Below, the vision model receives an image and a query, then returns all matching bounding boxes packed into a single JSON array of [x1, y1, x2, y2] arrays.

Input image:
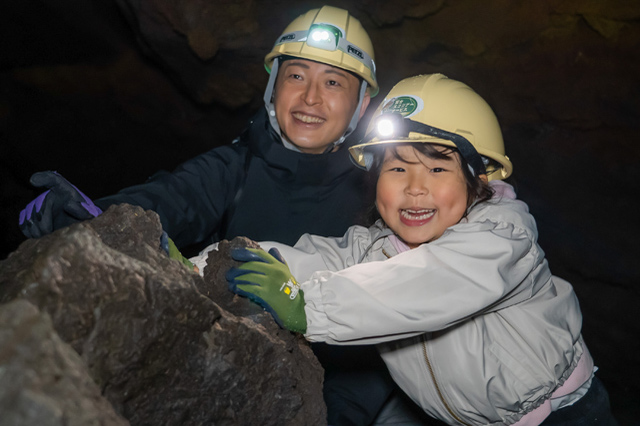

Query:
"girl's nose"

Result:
[[406, 174, 428, 196]]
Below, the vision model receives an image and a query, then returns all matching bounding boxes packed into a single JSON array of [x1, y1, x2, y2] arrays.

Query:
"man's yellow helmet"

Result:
[[350, 74, 513, 180], [263, 6, 378, 147], [264, 6, 378, 96]]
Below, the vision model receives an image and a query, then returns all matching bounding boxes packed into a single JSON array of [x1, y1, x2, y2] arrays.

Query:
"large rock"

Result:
[[0, 204, 325, 425]]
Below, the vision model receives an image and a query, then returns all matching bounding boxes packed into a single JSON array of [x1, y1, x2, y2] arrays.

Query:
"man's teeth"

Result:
[[401, 209, 435, 220], [293, 113, 325, 123]]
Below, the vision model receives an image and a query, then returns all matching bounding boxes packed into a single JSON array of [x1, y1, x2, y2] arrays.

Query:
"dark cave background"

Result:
[[1, 0, 639, 423]]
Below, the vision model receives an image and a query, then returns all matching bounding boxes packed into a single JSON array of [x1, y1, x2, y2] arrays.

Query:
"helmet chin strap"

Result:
[[340, 80, 368, 144], [263, 57, 368, 153], [264, 58, 282, 136]]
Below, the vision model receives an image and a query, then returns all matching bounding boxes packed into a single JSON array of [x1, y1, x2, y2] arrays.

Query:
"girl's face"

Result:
[[376, 145, 469, 248]]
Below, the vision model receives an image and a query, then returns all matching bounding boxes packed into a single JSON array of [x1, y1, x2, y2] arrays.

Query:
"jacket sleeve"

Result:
[[94, 145, 247, 248], [260, 225, 376, 282], [302, 215, 544, 345]]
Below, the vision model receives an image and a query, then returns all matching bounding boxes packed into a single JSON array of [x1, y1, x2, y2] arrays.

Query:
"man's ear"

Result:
[[358, 91, 371, 120], [479, 174, 489, 184]]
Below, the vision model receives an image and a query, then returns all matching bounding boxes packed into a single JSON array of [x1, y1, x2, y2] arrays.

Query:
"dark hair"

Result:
[[364, 142, 494, 225]]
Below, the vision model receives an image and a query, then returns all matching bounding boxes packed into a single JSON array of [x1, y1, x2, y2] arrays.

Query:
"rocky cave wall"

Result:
[[1, 0, 639, 423]]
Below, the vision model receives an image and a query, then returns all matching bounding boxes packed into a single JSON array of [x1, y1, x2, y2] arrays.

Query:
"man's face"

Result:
[[273, 59, 369, 154]]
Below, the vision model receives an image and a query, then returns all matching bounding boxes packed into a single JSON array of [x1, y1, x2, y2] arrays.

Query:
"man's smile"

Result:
[[292, 112, 326, 124]]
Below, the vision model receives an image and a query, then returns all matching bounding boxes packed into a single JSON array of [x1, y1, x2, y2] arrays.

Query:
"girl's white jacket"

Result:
[[261, 195, 587, 425]]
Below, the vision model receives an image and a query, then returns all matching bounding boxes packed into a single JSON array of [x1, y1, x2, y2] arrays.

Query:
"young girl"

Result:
[[223, 74, 616, 425]]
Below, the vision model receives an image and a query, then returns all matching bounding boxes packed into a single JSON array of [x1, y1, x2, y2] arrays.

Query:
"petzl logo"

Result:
[[279, 34, 295, 43], [381, 96, 422, 117], [347, 45, 364, 59]]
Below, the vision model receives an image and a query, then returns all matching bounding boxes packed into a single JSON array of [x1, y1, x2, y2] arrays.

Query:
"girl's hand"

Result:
[[226, 247, 307, 334]]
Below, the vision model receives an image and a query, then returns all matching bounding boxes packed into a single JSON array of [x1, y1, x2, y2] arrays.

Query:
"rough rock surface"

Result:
[[200, 237, 281, 325], [0, 299, 129, 426], [0, 204, 325, 426]]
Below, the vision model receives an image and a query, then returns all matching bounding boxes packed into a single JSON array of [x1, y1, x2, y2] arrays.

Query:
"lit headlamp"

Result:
[[369, 113, 410, 139], [272, 24, 375, 76], [361, 113, 487, 177], [307, 24, 342, 50]]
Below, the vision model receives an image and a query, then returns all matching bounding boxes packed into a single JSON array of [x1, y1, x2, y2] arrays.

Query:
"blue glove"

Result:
[[19, 171, 103, 239], [226, 247, 307, 334]]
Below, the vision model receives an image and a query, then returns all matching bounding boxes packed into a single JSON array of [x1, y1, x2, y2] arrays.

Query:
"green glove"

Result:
[[161, 231, 198, 273], [226, 247, 307, 334]]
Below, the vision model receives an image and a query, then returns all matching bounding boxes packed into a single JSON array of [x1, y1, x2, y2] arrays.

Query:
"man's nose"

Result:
[[302, 82, 321, 105]]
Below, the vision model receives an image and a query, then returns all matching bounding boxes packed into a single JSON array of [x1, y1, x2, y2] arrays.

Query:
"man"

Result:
[[20, 6, 375, 250], [19, 6, 396, 425]]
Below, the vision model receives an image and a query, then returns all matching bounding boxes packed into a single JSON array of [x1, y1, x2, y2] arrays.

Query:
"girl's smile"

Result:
[[376, 145, 469, 248], [399, 208, 435, 226]]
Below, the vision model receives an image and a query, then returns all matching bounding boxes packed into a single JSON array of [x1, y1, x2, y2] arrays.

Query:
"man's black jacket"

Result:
[[95, 108, 373, 248]]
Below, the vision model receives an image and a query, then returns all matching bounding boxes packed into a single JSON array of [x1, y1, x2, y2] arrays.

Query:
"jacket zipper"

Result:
[[421, 336, 471, 426]]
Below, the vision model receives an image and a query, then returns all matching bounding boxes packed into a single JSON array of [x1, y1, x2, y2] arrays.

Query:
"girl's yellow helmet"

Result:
[[350, 74, 513, 180]]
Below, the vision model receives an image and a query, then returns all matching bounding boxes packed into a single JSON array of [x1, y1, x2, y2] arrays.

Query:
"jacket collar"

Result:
[[242, 108, 363, 185]]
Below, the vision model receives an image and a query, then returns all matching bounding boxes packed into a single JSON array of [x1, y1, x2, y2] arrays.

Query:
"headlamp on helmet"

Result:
[[376, 115, 397, 138], [307, 24, 342, 50], [272, 24, 375, 80], [350, 74, 513, 180], [359, 112, 487, 177]]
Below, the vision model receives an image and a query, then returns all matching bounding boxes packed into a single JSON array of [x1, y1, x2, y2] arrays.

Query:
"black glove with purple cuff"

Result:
[[19, 171, 103, 239]]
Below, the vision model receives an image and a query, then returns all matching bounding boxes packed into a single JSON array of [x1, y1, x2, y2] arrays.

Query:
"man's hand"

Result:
[[160, 231, 199, 273], [19, 171, 103, 238], [226, 247, 307, 334]]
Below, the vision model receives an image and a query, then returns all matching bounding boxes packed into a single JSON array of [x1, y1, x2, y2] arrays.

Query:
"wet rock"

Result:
[[0, 204, 325, 425]]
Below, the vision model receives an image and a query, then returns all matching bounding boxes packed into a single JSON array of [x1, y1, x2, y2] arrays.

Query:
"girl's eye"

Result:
[[391, 167, 405, 172], [430, 167, 446, 173]]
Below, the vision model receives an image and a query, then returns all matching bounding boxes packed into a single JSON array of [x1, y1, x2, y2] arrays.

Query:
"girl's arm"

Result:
[[302, 214, 543, 345], [260, 224, 378, 282]]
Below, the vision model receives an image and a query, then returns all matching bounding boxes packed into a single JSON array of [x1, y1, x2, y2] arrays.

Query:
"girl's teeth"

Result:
[[401, 209, 435, 220]]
